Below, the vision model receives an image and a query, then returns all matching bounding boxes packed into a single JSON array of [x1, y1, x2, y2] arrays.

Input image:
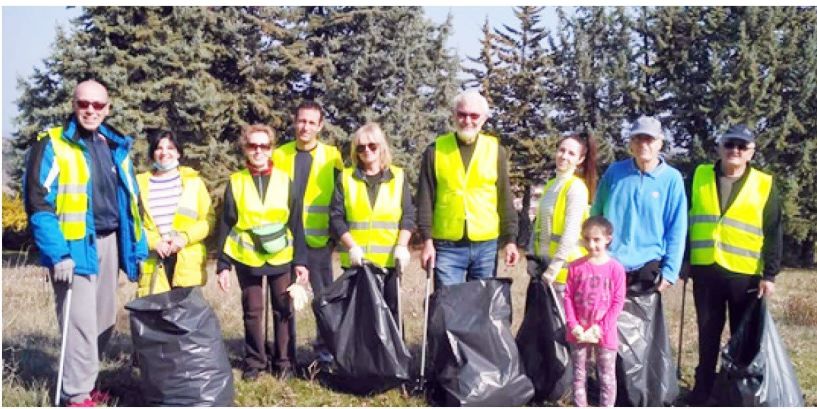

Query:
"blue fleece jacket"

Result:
[[590, 157, 688, 283]]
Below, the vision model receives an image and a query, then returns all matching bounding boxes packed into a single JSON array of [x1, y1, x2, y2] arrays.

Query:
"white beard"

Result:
[[456, 129, 479, 144]]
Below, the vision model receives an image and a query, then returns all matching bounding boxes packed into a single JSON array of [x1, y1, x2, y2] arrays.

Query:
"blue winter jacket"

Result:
[[23, 115, 148, 281]]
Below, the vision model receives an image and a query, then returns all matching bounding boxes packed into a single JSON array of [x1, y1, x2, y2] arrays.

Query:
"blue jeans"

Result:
[[434, 239, 498, 288]]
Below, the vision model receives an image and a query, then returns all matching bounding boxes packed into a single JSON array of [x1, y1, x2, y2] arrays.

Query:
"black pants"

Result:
[[381, 267, 400, 324], [691, 264, 760, 396], [305, 244, 335, 350], [236, 265, 294, 371]]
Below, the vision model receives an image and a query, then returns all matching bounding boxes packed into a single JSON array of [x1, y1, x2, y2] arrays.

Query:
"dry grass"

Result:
[[3, 251, 815, 406]]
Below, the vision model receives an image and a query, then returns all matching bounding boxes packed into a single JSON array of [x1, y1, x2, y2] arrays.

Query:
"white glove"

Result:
[[287, 283, 310, 311], [579, 324, 602, 344], [571, 325, 585, 340], [53, 258, 75, 283], [349, 245, 365, 266], [393, 245, 410, 270]]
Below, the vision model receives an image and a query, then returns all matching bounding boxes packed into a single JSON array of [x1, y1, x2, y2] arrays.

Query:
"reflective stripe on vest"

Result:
[[339, 166, 404, 268], [40, 127, 90, 240], [273, 141, 340, 247], [223, 168, 294, 266], [532, 175, 589, 283], [432, 132, 499, 241], [689, 164, 771, 275]]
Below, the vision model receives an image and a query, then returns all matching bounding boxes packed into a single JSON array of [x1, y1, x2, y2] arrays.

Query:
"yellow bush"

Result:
[[2, 192, 28, 232]]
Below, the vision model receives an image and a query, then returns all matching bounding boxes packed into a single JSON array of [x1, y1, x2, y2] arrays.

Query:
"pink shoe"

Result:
[[89, 389, 111, 405], [66, 398, 95, 407]]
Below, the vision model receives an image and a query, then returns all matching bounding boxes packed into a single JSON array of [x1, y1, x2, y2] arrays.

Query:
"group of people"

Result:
[[24, 79, 781, 407]]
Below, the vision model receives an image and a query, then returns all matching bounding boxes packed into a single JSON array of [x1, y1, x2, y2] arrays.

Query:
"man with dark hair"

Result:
[[24, 79, 147, 406], [272, 101, 343, 365]]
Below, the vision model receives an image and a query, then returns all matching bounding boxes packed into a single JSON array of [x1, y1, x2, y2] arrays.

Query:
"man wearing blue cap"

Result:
[[684, 124, 782, 405], [591, 115, 686, 405]]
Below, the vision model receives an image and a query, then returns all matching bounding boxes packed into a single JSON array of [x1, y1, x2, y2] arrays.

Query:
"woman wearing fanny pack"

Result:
[[529, 132, 598, 302], [136, 130, 215, 297], [329, 123, 415, 321], [215, 124, 309, 381]]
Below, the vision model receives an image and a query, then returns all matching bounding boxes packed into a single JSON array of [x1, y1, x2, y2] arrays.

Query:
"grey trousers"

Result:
[[52, 232, 118, 404]]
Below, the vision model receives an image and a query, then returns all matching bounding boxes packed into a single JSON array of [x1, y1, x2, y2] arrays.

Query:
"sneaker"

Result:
[[317, 350, 334, 364], [242, 368, 261, 381], [89, 390, 111, 405], [66, 398, 96, 407]]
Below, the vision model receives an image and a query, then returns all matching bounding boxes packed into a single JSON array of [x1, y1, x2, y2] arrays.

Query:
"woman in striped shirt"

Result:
[[136, 130, 215, 297]]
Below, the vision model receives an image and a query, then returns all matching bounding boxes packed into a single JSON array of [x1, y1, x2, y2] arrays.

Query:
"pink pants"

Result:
[[571, 344, 617, 407]]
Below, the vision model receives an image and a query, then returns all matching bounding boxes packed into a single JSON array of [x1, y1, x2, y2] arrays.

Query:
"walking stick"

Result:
[[395, 260, 404, 338], [54, 282, 73, 406], [676, 278, 688, 380], [418, 259, 433, 392]]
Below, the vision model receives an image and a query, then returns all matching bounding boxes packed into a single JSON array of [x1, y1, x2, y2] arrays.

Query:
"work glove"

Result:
[[286, 283, 310, 312], [571, 325, 585, 340], [349, 245, 365, 266], [393, 245, 410, 271], [580, 324, 602, 344], [543, 265, 559, 285], [53, 258, 75, 283]]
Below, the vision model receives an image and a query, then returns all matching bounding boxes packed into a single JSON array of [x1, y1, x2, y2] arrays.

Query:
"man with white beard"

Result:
[[416, 90, 519, 288]]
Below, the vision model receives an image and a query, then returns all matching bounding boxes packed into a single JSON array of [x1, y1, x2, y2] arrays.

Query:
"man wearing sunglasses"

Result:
[[684, 124, 782, 405], [272, 101, 343, 367], [417, 90, 519, 288], [23, 79, 147, 406]]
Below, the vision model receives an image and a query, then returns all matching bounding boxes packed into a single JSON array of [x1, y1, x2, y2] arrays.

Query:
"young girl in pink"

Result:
[[563, 216, 626, 407]]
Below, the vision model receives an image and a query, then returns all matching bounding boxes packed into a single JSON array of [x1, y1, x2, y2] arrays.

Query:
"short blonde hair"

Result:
[[240, 124, 276, 149], [350, 123, 392, 170]]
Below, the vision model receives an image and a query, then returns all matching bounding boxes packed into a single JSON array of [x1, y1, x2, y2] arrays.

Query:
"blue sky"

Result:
[[1, 6, 560, 138]]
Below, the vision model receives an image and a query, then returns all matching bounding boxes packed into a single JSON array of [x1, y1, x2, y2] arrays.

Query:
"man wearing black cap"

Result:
[[684, 124, 782, 405]]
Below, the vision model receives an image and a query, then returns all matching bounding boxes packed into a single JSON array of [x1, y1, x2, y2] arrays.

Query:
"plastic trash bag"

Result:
[[126, 287, 234, 406], [427, 278, 534, 406], [615, 291, 679, 406], [312, 263, 411, 395], [516, 255, 572, 403], [715, 298, 804, 407]]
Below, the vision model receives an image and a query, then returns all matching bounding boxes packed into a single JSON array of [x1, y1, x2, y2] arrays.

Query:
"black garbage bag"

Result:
[[715, 298, 804, 407], [515, 255, 572, 403], [312, 263, 411, 395], [126, 287, 234, 406], [615, 292, 679, 406], [427, 278, 534, 406]]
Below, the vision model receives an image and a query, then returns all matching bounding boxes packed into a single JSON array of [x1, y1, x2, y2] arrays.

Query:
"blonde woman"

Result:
[[329, 123, 415, 320], [215, 124, 308, 381], [137, 130, 214, 297]]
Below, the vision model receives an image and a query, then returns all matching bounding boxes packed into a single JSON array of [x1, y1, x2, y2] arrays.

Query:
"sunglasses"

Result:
[[723, 140, 751, 151], [75, 100, 108, 110], [356, 143, 379, 153], [245, 142, 271, 151], [456, 111, 481, 121]]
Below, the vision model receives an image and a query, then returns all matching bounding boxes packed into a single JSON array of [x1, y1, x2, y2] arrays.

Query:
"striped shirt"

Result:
[[148, 172, 183, 238]]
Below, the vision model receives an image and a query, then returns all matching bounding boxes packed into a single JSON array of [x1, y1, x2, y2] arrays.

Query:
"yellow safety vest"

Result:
[[689, 164, 772, 275], [339, 166, 404, 268], [38, 127, 90, 240], [136, 167, 214, 296], [432, 132, 500, 241], [533, 175, 589, 284], [223, 168, 294, 267], [273, 141, 342, 248]]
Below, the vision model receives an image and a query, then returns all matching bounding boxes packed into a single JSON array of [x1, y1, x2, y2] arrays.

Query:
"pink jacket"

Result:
[[563, 256, 626, 350]]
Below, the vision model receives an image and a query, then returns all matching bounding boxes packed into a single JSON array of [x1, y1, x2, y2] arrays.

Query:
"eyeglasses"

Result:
[[356, 143, 379, 153], [245, 143, 271, 151], [723, 140, 751, 151], [75, 100, 108, 110], [456, 111, 481, 121]]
